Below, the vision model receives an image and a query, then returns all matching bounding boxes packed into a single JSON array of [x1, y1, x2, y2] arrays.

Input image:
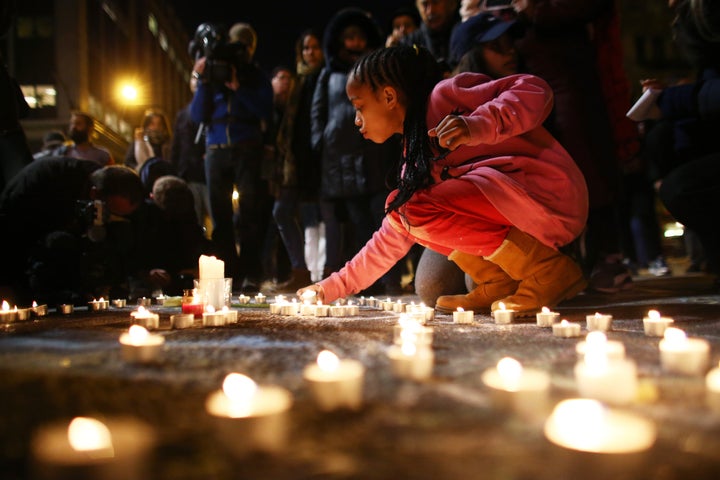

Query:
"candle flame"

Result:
[[647, 309, 661, 320], [560, 319, 569, 326], [498, 302, 507, 311], [541, 306, 550, 313], [401, 341, 417, 356], [67, 417, 114, 457], [32, 301, 38, 308], [222, 373, 257, 405], [301, 290, 317, 300], [586, 331, 607, 346], [457, 307, 465, 313], [663, 327, 687, 344], [317, 350, 340, 372], [497, 357, 523, 391], [1, 300, 9, 311], [206, 305, 216, 313], [550, 399, 606, 451], [128, 324, 149, 342]]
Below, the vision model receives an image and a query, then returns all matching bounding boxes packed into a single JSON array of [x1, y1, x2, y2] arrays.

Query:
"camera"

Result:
[[75, 199, 108, 242], [188, 22, 250, 85]]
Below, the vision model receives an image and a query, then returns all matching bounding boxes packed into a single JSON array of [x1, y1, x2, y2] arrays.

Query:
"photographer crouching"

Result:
[[0, 158, 145, 305], [189, 22, 273, 291]]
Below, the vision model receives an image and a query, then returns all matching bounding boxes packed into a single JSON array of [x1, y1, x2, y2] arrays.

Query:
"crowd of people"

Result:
[[1, 0, 718, 312]]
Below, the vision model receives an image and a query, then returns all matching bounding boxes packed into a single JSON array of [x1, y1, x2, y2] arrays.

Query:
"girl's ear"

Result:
[[383, 86, 399, 109]]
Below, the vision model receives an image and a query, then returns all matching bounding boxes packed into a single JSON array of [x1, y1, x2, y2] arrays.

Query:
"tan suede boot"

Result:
[[435, 250, 519, 313], [484, 228, 587, 317]]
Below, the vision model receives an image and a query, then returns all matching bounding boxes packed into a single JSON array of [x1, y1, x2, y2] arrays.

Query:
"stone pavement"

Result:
[[2, 273, 720, 479]]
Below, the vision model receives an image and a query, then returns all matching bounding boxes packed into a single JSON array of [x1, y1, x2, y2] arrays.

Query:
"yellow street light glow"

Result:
[[121, 84, 138, 101]]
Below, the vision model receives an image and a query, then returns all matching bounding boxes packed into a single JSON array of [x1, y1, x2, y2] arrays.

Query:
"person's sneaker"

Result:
[[648, 257, 671, 277]]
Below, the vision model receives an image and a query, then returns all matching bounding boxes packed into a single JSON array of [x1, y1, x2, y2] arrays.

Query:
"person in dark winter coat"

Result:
[[311, 7, 403, 294]]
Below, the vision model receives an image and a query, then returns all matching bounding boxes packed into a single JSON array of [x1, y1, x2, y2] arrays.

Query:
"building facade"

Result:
[[5, 0, 193, 160]]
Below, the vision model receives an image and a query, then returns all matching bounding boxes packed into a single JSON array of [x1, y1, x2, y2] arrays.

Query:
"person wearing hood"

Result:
[[311, 7, 403, 295]]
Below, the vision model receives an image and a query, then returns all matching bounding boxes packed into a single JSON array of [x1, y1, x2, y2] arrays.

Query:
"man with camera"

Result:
[[0, 157, 146, 305], [189, 22, 273, 291]]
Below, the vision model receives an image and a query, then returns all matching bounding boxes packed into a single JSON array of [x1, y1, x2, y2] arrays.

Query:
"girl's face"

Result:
[[481, 33, 518, 78], [302, 34, 323, 69], [346, 74, 405, 144]]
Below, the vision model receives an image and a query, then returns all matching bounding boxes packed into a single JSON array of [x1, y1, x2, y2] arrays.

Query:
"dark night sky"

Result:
[[170, 1, 414, 73]]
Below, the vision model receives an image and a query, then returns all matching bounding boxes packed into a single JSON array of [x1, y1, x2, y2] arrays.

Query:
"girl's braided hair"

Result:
[[350, 45, 444, 214]]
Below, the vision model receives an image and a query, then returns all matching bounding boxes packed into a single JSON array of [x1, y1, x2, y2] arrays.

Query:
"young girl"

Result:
[[298, 45, 588, 316]]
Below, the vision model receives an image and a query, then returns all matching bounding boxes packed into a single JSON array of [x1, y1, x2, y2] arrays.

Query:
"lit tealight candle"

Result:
[[130, 306, 159, 330], [552, 319, 581, 338], [170, 313, 194, 329], [575, 331, 626, 361], [205, 373, 293, 454], [88, 297, 109, 312], [32, 300, 48, 317], [574, 334, 638, 405], [31, 416, 154, 478], [237, 294, 250, 304], [586, 312, 613, 332], [329, 302, 348, 317], [381, 298, 395, 312], [0, 300, 18, 323], [643, 309, 674, 337], [345, 300, 359, 316], [301, 290, 317, 302], [453, 307, 474, 324], [302, 350, 365, 411], [111, 298, 127, 308], [481, 357, 551, 420], [536, 306, 560, 327], [221, 306, 238, 324], [387, 341, 434, 381], [658, 327, 710, 376], [58, 304, 74, 315], [393, 315, 433, 347], [493, 302, 515, 325], [705, 361, 720, 413], [119, 325, 164, 363], [544, 399, 656, 454], [202, 305, 226, 327], [313, 301, 329, 317], [392, 299, 406, 313], [254, 293, 266, 305]]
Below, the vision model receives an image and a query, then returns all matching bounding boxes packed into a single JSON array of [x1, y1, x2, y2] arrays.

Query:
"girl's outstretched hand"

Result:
[[428, 115, 470, 151], [297, 284, 325, 304]]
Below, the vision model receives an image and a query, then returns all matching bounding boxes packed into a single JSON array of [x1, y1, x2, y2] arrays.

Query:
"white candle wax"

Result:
[[0, 300, 18, 323], [544, 399, 656, 454], [705, 362, 720, 413], [536, 306, 560, 327], [387, 342, 434, 381], [493, 302, 515, 324], [199, 254, 224, 279], [329, 303, 348, 317], [31, 416, 154, 479], [345, 302, 359, 316], [32, 301, 49, 317], [205, 373, 292, 454], [643, 309, 674, 337], [453, 307, 474, 324], [393, 317, 433, 347], [237, 294, 250, 304], [574, 346, 638, 405], [407, 303, 435, 323], [313, 303, 329, 317], [279, 300, 300, 316], [170, 313, 194, 329], [119, 325, 164, 363], [111, 298, 127, 308], [392, 300, 406, 313], [129, 306, 159, 330], [58, 304, 74, 315], [254, 293, 266, 305], [659, 327, 710, 375], [16, 307, 31, 321], [221, 306, 238, 324], [481, 357, 551, 419], [202, 307, 226, 327], [302, 350, 365, 411], [381, 298, 395, 311], [88, 298, 109, 312], [586, 312, 613, 332], [553, 319, 581, 338]]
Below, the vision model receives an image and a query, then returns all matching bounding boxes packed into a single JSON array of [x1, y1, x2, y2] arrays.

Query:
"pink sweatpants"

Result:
[[387, 177, 511, 257]]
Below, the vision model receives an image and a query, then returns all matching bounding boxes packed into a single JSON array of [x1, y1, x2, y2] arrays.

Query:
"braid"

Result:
[[351, 45, 443, 215]]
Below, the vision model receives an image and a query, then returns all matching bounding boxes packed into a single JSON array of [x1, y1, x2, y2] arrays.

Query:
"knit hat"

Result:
[[449, 12, 519, 66], [41, 130, 66, 150]]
